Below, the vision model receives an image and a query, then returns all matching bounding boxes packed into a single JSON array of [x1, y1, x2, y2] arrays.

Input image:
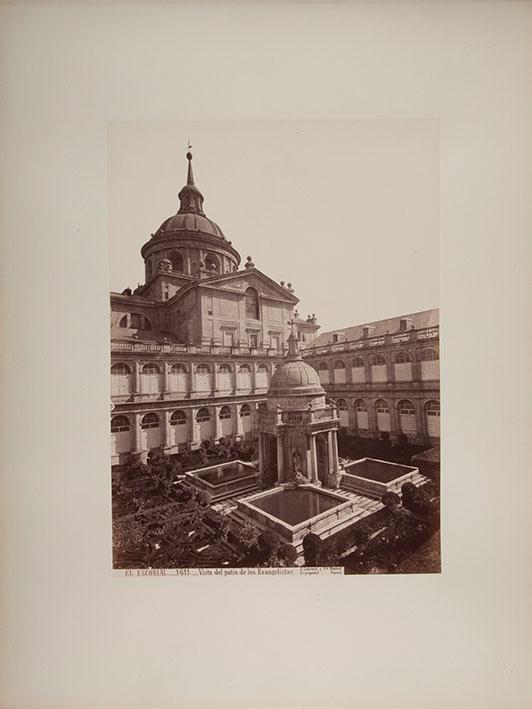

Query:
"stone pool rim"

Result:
[[184, 459, 258, 490], [237, 484, 355, 542]]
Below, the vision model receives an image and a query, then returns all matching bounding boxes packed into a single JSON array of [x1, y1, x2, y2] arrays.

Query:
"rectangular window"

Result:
[[249, 334, 258, 349], [271, 335, 280, 350]]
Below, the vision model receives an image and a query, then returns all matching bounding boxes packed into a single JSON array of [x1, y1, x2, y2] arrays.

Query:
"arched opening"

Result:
[[111, 362, 131, 396], [351, 356, 365, 383], [168, 363, 187, 393], [375, 399, 391, 432], [111, 415, 131, 455], [205, 253, 221, 273], [118, 315, 128, 328], [245, 287, 260, 320], [170, 410, 187, 447], [219, 405, 233, 437], [354, 399, 368, 430], [170, 251, 184, 273], [420, 348, 440, 381], [237, 363, 252, 390], [336, 398, 349, 427], [333, 360, 346, 384], [394, 350, 412, 381], [140, 413, 160, 450], [256, 364, 269, 389], [140, 363, 160, 394], [240, 403, 252, 435], [196, 407, 212, 441], [217, 363, 232, 391], [195, 363, 211, 392], [425, 400, 440, 438], [317, 361, 330, 385], [398, 399, 417, 435], [371, 354, 387, 383]]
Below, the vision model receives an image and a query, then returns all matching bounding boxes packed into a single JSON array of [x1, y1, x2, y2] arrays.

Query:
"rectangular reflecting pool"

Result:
[[184, 460, 259, 502], [341, 458, 418, 498], [237, 485, 357, 545], [249, 488, 342, 526], [194, 462, 254, 486]]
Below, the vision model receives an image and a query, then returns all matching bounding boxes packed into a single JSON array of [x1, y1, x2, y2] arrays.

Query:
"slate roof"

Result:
[[306, 308, 439, 349]]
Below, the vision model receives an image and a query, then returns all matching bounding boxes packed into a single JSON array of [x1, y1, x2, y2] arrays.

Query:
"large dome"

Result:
[[157, 212, 225, 239], [269, 357, 325, 398]]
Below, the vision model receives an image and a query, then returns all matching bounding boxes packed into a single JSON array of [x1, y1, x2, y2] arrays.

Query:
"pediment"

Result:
[[199, 269, 298, 303]]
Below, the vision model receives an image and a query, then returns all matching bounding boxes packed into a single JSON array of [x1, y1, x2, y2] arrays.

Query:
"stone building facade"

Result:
[[301, 310, 440, 446], [110, 152, 440, 465], [110, 152, 320, 465]]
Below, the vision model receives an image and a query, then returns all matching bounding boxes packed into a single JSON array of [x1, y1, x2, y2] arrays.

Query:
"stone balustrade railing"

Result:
[[258, 405, 338, 427], [303, 325, 439, 357], [111, 342, 286, 357]]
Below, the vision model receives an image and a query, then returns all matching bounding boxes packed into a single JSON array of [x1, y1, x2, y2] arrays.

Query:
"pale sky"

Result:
[[108, 120, 438, 332]]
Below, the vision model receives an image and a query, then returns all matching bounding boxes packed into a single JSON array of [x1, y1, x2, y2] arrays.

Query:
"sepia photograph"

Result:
[[109, 121, 440, 573]]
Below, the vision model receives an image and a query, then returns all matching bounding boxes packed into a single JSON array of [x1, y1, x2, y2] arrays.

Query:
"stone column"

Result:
[[331, 430, 339, 473], [364, 357, 372, 385], [309, 434, 319, 484], [214, 405, 223, 442], [415, 400, 426, 443], [234, 403, 244, 438], [189, 407, 201, 447], [132, 412, 142, 452], [186, 364, 194, 397], [162, 362, 170, 394], [211, 361, 217, 395], [133, 361, 141, 394], [161, 410, 171, 449], [386, 354, 395, 384], [327, 431, 334, 475], [411, 349, 422, 382], [389, 400, 399, 440], [276, 435, 285, 484]]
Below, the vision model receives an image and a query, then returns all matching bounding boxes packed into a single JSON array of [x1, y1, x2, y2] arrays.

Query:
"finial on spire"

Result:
[[186, 148, 194, 185]]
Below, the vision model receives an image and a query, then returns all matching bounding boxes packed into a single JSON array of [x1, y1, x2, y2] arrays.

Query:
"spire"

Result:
[[178, 150, 205, 216], [186, 151, 195, 185]]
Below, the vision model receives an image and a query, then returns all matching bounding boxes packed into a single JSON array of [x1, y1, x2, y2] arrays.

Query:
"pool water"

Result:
[[343, 459, 413, 484], [195, 462, 254, 486], [249, 489, 343, 526]]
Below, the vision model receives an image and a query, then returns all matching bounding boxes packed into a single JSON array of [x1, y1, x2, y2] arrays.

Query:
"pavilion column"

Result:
[[327, 431, 334, 475], [276, 435, 285, 484], [331, 430, 339, 473], [309, 434, 318, 484]]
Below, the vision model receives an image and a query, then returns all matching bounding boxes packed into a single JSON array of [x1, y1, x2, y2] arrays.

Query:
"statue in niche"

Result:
[[293, 450, 303, 475]]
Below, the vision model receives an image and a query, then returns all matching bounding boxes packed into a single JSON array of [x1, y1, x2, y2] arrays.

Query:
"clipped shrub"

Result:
[[381, 491, 401, 510], [302, 533, 322, 567]]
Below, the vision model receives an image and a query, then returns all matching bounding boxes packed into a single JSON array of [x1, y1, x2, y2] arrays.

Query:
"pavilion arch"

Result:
[[397, 399, 417, 435], [111, 362, 131, 396]]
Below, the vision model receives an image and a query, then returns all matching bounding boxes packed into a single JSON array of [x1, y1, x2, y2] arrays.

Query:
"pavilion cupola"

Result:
[[177, 152, 206, 216]]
